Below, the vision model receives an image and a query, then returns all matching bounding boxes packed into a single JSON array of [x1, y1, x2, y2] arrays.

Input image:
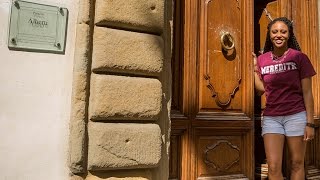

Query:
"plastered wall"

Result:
[[0, 0, 172, 179], [0, 0, 78, 179]]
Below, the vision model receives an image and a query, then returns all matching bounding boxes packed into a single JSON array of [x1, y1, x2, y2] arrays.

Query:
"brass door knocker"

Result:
[[220, 31, 235, 51]]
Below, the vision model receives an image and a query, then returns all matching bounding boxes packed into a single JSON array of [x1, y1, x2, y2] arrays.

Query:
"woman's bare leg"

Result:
[[286, 136, 307, 180], [264, 133, 285, 180]]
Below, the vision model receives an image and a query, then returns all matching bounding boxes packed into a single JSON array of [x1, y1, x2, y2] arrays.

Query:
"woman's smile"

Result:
[[270, 21, 289, 50]]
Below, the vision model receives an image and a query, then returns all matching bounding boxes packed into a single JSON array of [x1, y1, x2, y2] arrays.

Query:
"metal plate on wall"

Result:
[[8, 0, 68, 54]]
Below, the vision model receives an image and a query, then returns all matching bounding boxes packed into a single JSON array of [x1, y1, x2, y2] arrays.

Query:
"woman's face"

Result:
[[270, 21, 289, 50]]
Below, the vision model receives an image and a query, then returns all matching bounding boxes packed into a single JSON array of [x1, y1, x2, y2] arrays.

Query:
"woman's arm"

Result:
[[301, 77, 315, 141], [254, 72, 265, 95], [253, 53, 265, 95]]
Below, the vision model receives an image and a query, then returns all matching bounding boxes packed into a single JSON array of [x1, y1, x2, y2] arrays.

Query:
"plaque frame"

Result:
[[8, 0, 68, 54]]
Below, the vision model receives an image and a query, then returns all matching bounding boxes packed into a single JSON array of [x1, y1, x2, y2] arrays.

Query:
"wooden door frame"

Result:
[[285, 1, 320, 177], [264, 0, 320, 177]]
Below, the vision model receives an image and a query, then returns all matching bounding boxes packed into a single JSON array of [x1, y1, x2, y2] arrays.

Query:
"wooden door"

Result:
[[170, 0, 254, 179], [170, 0, 320, 180]]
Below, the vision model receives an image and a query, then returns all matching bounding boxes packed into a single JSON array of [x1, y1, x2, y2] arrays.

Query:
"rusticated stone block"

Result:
[[95, 0, 164, 34], [87, 177, 149, 180], [70, 174, 85, 180], [89, 74, 162, 121], [92, 27, 163, 76], [77, 0, 93, 24], [69, 24, 91, 174], [87, 123, 162, 170], [86, 170, 152, 180], [74, 24, 91, 72]]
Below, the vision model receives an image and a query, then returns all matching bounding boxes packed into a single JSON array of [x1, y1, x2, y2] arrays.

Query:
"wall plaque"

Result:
[[8, 0, 68, 54]]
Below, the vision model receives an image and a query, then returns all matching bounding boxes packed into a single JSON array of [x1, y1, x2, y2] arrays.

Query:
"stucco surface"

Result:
[[0, 0, 77, 179], [95, 0, 163, 34], [87, 123, 162, 170], [89, 74, 162, 121], [92, 27, 163, 76]]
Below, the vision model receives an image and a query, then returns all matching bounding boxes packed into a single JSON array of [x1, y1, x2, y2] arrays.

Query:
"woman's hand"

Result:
[[304, 126, 315, 141], [301, 77, 315, 142], [252, 52, 265, 94], [252, 52, 258, 72]]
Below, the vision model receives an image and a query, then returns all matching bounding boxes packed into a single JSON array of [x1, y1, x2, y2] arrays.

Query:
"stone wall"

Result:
[[69, 0, 171, 179]]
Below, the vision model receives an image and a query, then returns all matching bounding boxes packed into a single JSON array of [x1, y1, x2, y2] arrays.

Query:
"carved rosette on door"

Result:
[[201, 0, 241, 110]]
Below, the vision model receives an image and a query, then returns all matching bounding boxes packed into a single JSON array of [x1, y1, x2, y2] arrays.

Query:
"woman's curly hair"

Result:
[[263, 17, 301, 53]]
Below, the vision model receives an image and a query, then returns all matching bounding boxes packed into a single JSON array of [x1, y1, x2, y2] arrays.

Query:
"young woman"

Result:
[[253, 17, 316, 180]]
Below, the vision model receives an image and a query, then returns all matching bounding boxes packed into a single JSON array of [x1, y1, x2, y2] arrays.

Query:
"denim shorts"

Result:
[[261, 111, 307, 137]]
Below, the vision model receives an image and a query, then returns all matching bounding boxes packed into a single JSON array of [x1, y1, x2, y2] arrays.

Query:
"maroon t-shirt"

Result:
[[257, 48, 316, 116]]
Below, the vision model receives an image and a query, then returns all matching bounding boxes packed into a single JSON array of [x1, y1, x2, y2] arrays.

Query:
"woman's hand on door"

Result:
[[252, 52, 265, 95]]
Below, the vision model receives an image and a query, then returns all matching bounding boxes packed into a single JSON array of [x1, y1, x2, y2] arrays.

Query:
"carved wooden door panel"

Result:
[[170, 0, 254, 179], [194, 0, 254, 179], [170, 0, 320, 180]]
